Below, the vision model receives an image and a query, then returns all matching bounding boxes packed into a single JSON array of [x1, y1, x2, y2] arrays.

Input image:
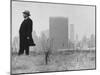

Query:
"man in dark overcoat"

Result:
[[18, 10, 35, 55]]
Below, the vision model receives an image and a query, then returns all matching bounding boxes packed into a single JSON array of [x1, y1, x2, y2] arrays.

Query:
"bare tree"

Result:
[[40, 32, 52, 64]]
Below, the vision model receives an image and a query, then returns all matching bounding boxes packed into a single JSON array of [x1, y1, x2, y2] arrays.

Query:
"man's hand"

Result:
[[27, 37, 29, 39]]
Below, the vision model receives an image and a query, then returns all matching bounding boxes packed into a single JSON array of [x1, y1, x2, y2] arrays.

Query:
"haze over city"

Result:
[[12, 1, 95, 41]]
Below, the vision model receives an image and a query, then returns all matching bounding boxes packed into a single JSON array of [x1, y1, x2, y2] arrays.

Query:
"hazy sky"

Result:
[[12, 1, 95, 40]]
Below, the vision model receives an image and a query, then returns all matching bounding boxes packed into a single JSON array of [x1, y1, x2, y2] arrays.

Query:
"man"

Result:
[[18, 10, 36, 55]]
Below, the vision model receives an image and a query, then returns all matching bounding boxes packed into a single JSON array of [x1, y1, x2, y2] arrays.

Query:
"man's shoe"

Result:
[[26, 54, 29, 56], [18, 53, 22, 56], [33, 43, 36, 46]]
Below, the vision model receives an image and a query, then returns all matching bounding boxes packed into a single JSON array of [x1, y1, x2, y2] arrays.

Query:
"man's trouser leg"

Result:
[[18, 36, 24, 55], [25, 45, 29, 55], [25, 38, 29, 55]]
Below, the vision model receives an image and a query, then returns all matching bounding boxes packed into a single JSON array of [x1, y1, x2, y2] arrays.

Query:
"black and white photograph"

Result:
[[11, 0, 96, 74]]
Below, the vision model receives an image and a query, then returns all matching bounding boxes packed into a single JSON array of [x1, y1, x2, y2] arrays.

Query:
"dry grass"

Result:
[[11, 50, 96, 74]]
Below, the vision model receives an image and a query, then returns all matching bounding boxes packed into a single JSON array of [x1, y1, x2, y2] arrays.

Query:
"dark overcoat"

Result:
[[19, 18, 35, 46]]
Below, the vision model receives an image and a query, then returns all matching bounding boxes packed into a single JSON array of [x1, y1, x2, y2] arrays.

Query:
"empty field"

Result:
[[11, 50, 96, 74]]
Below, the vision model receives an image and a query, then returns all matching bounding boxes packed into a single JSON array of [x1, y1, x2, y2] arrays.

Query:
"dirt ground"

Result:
[[11, 50, 96, 74]]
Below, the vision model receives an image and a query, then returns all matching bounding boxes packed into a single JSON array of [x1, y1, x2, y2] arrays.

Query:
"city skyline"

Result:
[[12, 1, 95, 41]]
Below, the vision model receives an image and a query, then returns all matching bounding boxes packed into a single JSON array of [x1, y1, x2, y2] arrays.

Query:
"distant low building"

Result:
[[12, 36, 19, 52], [88, 34, 95, 49]]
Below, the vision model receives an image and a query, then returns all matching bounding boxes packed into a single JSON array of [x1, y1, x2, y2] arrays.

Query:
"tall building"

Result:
[[49, 17, 69, 51], [69, 24, 75, 42]]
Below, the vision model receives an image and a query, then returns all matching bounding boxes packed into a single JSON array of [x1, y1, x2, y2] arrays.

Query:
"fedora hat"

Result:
[[23, 10, 31, 16]]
